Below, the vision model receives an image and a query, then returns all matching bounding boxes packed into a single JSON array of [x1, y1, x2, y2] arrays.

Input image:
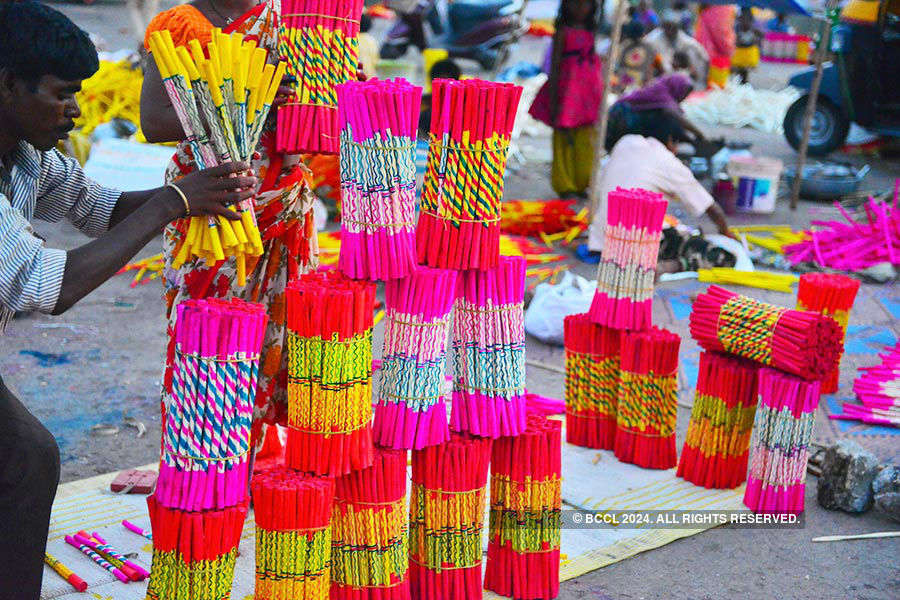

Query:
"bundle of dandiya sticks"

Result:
[[285, 271, 375, 476], [374, 266, 457, 450], [145, 496, 247, 600], [689, 285, 843, 381], [277, 0, 365, 153], [796, 273, 861, 394], [485, 415, 562, 600], [563, 313, 621, 449], [337, 78, 422, 280], [409, 434, 492, 600], [418, 79, 523, 271], [331, 448, 410, 599], [839, 341, 900, 428], [251, 468, 335, 599], [158, 298, 267, 511], [677, 352, 759, 489], [615, 326, 680, 469], [744, 368, 821, 514], [147, 30, 287, 284], [451, 256, 527, 438], [589, 187, 667, 331]]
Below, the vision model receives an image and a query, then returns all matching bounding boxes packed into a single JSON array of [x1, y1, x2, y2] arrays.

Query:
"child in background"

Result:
[[529, 0, 602, 198], [418, 58, 462, 137], [357, 13, 379, 80], [733, 7, 762, 84]]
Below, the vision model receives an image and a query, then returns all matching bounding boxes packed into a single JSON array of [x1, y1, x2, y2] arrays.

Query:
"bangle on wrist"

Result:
[[166, 183, 190, 217]]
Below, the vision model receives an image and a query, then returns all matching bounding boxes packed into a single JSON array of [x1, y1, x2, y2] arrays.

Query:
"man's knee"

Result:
[[1, 419, 60, 503]]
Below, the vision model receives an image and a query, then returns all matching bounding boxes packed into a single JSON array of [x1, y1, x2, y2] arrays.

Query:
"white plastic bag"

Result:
[[524, 272, 597, 345]]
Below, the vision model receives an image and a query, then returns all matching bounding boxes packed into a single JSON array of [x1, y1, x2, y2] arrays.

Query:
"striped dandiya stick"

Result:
[[796, 273, 861, 393], [337, 78, 422, 281], [615, 327, 680, 469], [409, 434, 492, 600], [677, 352, 759, 489], [284, 271, 376, 476], [589, 187, 667, 331], [689, 285, 844, 381], [251, 468, 335, 599], [417, 79, 523, 271], [563, 313, 621, 449], [277, 0, 365, 153], [743, 368, 821, 514], [145, 496, 247, 600], [331, 448, 410, 599], [484, 415, 562, 600], [451, 256, 527, 439]]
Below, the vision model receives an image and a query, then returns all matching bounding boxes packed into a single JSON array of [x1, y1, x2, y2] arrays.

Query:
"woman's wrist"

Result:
[[157, 186, 187, 223]]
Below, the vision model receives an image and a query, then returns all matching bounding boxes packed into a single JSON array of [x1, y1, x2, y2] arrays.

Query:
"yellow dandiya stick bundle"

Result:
[[697, 268, 799, 293]]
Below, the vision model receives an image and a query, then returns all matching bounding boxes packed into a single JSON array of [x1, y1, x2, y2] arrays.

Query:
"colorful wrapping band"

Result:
[[451, 256, 527, 439], [417, 79, 523, 271], [285, 271, 376, 476], [374, 266, 457, 450], [563, 314, 621, 449], [677, 352, 759, 489], [484, 415, 562, 600], [589, 187, 667, 331], [337, 78, 422, 281], [614, 327, 681, 469], [744, 368, 821, 515]]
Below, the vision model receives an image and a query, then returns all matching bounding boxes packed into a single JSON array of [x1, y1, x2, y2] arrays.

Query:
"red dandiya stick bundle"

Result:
[[614, 327, 680, 469], [373, 266, 457, 450], [588, 187, 667, 331], [451, 256, 527, 438], [409, 434, 492, 600], [689, 285, 843, 381], [277, 0, 364, 153], [484, 415, 562, 600], [145, 495, 248, 600], [337, 78, 422, 281], [796, 273, 861, 393], [744, 368, 821, 514], [331, 447, 410, 600], [563, 313, 621, 449], [417, 79, 523, 271], [677, 352, 759, 489], [251, 468, 335, 599], [284, 271, 376, 476]]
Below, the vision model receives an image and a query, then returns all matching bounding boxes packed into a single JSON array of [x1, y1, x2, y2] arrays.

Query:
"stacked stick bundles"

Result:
[[409, 435, 492, 600], [285, 271, 376, 476], [563, 314, 621, 449], [158, 298, 267, 511], [418, 79, 523, 271], [277, 0, 365, 153], [796, 273, 861, 393], [337, 79, 422, 281], [677, 352, 759, 488], [451, 256, 527, 438], [251, 469, 335, 599], [147, 30, 286, 283], [374, 267, 457, 450], [689, 285, 843, 381], [744, 369, 821, 514], [484, 415, 562, 600], [615, 327, 680, 469], [846, 342, 900, 427], [331, 448, 410, 599], [145, 496, 247, 600], [589, 188, 667, 331]]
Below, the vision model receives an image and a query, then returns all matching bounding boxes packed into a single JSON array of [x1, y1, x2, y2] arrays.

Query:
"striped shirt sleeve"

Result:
[[0, 191, 67, 314]]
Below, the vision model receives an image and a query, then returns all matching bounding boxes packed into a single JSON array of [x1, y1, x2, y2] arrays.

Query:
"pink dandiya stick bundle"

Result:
[[835, 341, 900, 428], [374, 266, 457, 450], [451, 256, 527, 438], [157, 298, 268, 511], [417, 79, 523, 271], [744, 368, 821, 514], [337, 78, 422, 281], [589, 188, 667, 331]]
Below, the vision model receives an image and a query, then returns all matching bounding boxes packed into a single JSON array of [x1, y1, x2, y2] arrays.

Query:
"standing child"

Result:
[[529, 0, 602, 198], [733, 7, 763, 84]]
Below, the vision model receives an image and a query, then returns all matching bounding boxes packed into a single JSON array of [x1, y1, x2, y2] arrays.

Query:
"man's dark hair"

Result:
[[430, 58, 461, 81], [639, 110, 686, 146], [0, 1, 98, 88]]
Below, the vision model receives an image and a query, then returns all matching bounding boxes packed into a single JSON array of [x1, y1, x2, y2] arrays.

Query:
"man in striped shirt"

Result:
[[0, 4, 258, 597]]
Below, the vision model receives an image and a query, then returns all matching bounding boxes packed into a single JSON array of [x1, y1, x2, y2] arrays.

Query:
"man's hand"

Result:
[[171, 162, 258, 221]]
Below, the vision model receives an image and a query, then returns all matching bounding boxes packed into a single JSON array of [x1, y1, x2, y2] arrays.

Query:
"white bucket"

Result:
[[726, 156, 783, 214]]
